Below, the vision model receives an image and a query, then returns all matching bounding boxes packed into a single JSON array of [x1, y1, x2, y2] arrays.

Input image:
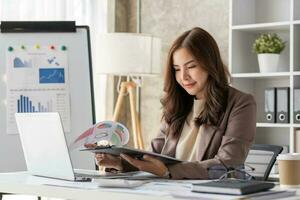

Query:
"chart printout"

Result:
[[6, 45, 71, 134]]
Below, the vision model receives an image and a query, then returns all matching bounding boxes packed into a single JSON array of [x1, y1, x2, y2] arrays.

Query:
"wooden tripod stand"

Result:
[[112, 81, 144, 149]]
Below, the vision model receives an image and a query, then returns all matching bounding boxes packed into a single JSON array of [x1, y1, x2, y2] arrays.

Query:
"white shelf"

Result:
[[257, 123, 300, 128], [232, 22, 290, 32], [293, 72, 300, 76], [231, 29, 290, 74], [256, 123, 291, 128], [293, 20, 300, 25], [231, 72, 291, 78], [293, 124, 300, 128], [232, 0, 290, 26], [230, 0, 297, 152]]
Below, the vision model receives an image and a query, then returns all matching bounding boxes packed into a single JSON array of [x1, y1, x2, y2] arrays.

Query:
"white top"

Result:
[[175, 99, 205, 161]]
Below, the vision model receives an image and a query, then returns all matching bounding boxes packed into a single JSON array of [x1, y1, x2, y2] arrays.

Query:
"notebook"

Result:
[[192, 179, 275, 195], [81, 145, 182, 165], [15, 112, 133, 181]]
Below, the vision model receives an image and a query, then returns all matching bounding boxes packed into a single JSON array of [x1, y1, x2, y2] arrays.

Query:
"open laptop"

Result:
[[15, 112, 105, 181]]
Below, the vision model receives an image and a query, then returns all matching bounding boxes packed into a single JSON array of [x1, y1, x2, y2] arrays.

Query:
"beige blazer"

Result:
[[151, 87, 256, 179]]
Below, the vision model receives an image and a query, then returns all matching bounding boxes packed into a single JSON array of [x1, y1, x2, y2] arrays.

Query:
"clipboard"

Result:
[[80, 145, 182, 165]]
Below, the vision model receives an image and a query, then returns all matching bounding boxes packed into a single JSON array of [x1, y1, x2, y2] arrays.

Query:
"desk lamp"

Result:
[[96, 33, 161, 149]]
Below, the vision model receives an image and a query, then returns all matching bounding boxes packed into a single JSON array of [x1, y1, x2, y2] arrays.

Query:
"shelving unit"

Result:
[[229, 0, 300, 153]]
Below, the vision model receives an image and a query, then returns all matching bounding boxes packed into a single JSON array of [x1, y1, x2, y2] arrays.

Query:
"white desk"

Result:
[[0, 172, 205, 200], [0, 172, 299, 200]]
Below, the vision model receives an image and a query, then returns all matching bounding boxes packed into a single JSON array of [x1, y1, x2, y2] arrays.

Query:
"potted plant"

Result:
[[252, 33, 285, 73]]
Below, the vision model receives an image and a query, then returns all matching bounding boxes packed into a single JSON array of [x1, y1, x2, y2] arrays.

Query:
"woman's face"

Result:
[[172, 47, 208, 99]]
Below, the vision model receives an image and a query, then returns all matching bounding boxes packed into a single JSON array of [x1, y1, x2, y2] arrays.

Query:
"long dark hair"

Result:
[[161, 27, 230, 137]]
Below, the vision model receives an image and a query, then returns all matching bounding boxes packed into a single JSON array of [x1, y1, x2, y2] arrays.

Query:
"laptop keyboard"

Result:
[[73, 169, 144, 179], [74, 169, 104, 178]]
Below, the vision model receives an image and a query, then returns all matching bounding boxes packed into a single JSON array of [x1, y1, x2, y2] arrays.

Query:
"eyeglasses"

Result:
[[208, 164, 255, 180], [218, 167, 254, 181]]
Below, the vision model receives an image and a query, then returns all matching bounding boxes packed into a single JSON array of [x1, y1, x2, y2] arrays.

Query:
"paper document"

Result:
[[6, 44, 71, 134], [70, 121, 129, 150], [92, 179, 148, 188]]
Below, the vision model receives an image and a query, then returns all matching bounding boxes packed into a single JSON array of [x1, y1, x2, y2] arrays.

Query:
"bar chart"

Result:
[[17, 94, 52, 113], [7, 88, 71, 134]]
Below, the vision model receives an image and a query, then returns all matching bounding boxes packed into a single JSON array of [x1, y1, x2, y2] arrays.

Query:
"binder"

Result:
[[276, 87, 290, 123], [294, 88, 300, 123], [264, 88, 276, 123]]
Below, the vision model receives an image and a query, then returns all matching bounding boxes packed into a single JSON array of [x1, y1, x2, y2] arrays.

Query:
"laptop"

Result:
[[15, 112, 105, 181]]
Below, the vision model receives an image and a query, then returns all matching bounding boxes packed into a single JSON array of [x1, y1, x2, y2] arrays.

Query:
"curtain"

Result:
[[0, 0, 110, 121]]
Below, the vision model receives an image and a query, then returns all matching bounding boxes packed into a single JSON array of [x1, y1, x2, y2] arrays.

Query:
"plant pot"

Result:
[[257, 53, 280, 73]]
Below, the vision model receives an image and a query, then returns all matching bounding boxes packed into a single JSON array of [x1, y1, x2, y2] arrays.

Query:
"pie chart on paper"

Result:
[[69, 121, 129, 150]]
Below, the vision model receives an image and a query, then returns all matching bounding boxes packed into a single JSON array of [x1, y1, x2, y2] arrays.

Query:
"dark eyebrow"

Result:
[[183, 60, 195, 66], [173, 60, 195, 67]]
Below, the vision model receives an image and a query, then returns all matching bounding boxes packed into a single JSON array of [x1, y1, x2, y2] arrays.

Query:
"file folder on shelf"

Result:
[[276, 87, 289, 123], [294, 88, 300, 123], [264, 88, 277, 123]]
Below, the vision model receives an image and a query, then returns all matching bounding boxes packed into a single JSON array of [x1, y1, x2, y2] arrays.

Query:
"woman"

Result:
[[94, 27, 256, 179]]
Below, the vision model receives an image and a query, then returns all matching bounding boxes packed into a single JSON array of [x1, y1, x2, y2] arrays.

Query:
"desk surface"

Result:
[[0, 172, 299, 200], [0, 172, 173, 200]]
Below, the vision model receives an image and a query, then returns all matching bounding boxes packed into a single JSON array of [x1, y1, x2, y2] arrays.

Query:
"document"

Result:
[[92, 179, 148, 188], [69, 121, 129, 150], [6, 44, 71, 134], [81, 145, 182, 165]]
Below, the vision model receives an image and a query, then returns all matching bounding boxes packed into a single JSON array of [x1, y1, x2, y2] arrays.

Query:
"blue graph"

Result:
[[13, 57, 32, 68], [17, 95, 50, 113], [39, 68, 65, 84]]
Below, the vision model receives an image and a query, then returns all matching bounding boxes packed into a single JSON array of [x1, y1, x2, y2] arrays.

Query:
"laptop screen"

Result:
[[15, 112, 76, 181]]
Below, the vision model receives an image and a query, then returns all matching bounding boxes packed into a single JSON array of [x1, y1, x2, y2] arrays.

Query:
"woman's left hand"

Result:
[[120, 154, 168, 177]]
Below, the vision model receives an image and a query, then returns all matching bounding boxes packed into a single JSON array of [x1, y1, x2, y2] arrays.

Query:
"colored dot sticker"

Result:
[[35, 44, 40, 49], [61, 45, 67, 51], [50, 45, 55, 50], [8, 46, 13, 51], [21, 45, 26, 50]]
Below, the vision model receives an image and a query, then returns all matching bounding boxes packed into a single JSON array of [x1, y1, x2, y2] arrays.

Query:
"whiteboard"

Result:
[[0, 26, 96, 172]]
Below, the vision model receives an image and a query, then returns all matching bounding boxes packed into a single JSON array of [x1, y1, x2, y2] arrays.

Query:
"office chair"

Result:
[[246, 144, 283, 181]]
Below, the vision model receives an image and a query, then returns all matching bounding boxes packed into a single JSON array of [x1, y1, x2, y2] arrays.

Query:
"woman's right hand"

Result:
[[84, 143, 123, 171], [95, 153, 123, 171]]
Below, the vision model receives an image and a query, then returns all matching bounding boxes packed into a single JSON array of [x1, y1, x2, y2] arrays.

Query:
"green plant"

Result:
[[252, 33, 285, 54]]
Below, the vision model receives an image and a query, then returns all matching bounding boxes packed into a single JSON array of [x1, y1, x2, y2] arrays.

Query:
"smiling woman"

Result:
[[94, 27, 257, 180], [172, 48, 209, 100], [163, 27, 230, 129]]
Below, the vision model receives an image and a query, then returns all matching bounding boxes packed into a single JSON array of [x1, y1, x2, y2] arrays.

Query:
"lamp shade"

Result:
[[95, 33, 161, 76]]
